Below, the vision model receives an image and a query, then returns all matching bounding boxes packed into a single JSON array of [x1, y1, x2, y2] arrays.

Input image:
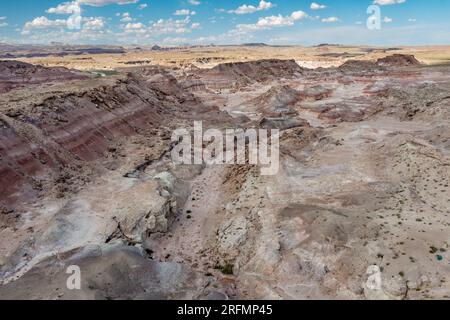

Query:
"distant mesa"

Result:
[[0, 45, 126, 59], [315, 43, 342, 47], [210, 59, 305, 82], [64, 47, 126, 55], [376, 54, 421, 67], [151, 45, 168, 51], [241, 43, 269, 47], [194, 59, 306, 90], [340, 54, 421, 71]]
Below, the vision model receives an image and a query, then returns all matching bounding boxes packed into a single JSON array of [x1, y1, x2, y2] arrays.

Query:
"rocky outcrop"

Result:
[[210, 59, 304, 80], [299, 85, 333, 101], [0, 70, 228, 208], [217, 216, 249, 261], [339, 59, 379, 71], [113, 180, 176, 243], [339, 54, 420, 72], [376, 54, 421, 67], [0, 245, 215, 300], [199, 59, 305, 89], [0, 60, 88, 94], [251, 85, 301, 116]]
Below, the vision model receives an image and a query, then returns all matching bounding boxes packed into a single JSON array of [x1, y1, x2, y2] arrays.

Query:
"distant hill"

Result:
[[241, 43, 269, 47], [0, 44, 125, 59]]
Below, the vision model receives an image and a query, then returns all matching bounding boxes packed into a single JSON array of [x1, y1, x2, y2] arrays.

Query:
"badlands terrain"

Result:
[[0, 45, 450, 300]]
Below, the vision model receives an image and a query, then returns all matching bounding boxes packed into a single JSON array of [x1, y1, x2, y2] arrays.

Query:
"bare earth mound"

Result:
[[376, 54, 421, 67], [0, 60, 88, 94]]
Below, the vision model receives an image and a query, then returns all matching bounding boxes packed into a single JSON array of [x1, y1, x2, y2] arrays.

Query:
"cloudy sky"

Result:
[[0, 0, 449, 46]]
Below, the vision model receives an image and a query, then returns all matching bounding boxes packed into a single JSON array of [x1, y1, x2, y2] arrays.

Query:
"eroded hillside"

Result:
[[0, 54, 450, 300]]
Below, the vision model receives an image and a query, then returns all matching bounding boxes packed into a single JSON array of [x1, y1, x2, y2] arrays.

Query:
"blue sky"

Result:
[[0, 0, 449, 45]]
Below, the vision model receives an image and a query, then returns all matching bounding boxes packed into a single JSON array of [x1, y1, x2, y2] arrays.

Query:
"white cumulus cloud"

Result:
[[236, 10, 308, 31], [174, 9, 196, 16], [229, 1, 274, 14], [321, 16, 340, 23], [120, 12, 133, 22], [47, 1, 81, 14], [77, 0, 139, 6], [83, 17, 105, 30], [310, 2, 327, 10], [0, 16, 7, 27]]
